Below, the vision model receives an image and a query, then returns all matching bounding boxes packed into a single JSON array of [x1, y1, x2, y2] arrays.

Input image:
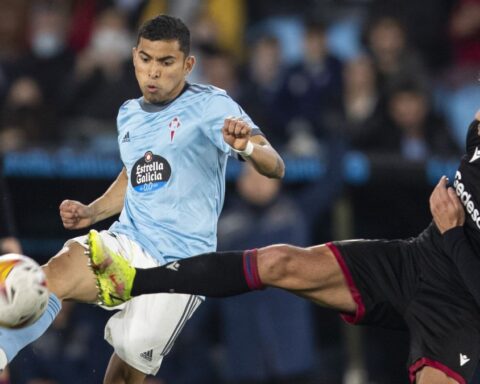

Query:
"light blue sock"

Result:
[[0, 293, 61, 367]]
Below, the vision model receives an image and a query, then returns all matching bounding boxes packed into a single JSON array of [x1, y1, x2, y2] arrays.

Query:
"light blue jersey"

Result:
[[110, 83, 262, 264]]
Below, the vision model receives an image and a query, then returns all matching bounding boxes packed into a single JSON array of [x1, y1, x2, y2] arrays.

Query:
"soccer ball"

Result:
[[0, 254, 49, 328]]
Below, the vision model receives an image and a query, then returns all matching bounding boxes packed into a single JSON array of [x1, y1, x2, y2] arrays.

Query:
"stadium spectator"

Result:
[[368, 0, 455, 73], [200, 45, 240, 99], [238, 35, 286, 149], [340, 54, 385, 152], [18, 0, 75, 107], [61, 6, 138, 151], [345, 78, 459, 161], [276, 19, 343, 156], [382, 81, 459, 161], [0, 76, 56, 151], [449, 0, 480, 71], [362, 15, 429, 94], [0, 0, 28, 104]]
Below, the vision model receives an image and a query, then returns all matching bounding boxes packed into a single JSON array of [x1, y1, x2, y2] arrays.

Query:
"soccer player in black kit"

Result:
[[89, 111, 480, 384]]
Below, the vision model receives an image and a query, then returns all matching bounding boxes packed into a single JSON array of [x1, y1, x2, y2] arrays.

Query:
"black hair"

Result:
[[305, 19, 327, 35], [387, 78, 428, 99], [137, 15, 190, 56]]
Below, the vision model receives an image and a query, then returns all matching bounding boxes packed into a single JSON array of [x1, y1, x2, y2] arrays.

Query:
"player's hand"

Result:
[[59, 200, 95, 230], [222, 117, 252, 151], [429, 176, 465, 234]]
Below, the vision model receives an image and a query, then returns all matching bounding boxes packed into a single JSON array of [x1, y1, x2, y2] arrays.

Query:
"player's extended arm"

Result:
[[222, 117, 285, 179], [430, 176, 480, 307], [60, 168, 128, 229]]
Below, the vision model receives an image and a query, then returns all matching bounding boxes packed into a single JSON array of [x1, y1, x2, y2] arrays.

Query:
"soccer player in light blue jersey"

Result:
[[0, 15, 284, 383]]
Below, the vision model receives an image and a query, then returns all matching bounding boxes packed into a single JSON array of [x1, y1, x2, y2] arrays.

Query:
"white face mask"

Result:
[[91, 28, 133, 59], [31, 32, 64, 58]]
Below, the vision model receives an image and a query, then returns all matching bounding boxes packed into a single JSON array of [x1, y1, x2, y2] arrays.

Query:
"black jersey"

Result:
[[454, 119, 480, 254]]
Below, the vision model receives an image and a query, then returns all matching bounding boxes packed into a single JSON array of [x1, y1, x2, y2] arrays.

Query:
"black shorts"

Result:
[[330, 224, 480, 384]]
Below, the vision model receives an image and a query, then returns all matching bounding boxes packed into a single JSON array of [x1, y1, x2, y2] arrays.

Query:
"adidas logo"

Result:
[[122, 132, 130, 143], [140, 349, 153, 362]]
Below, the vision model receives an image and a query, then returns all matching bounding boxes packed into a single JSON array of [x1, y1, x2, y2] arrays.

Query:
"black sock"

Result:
[[131, 250, 263, 298]]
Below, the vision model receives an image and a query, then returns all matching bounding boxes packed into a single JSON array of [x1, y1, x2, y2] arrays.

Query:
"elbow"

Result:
[[268, 157, 285, 179], [275, 161, 286, 179]]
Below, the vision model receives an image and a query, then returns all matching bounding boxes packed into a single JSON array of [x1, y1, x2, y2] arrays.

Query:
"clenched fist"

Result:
[[59, 200, 95, 230], [222, 117, 252, 151]]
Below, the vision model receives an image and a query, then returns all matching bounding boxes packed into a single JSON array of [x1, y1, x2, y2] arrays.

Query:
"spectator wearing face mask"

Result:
[[0, 0, 28, 107], [61, 6, 138, 151], [17, 0, 75, 107]]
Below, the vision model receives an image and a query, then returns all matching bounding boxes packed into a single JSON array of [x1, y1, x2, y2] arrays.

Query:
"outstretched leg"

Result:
[[89, 229, 357, 315]]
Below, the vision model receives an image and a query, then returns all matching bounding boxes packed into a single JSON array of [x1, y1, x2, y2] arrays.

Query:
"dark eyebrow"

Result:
[[138, 50, 152, 58], [138, 50, 175, 62]]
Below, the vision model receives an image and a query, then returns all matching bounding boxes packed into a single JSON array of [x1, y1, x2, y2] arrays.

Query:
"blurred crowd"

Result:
[[1, 0, 480, 383], [0, 0, 479, 158]]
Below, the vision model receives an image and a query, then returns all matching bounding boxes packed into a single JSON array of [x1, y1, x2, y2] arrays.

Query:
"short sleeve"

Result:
[[202, 93, 262, 153]]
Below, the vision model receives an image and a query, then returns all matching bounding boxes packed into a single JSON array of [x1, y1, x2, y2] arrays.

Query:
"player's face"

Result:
[[133, 38, 195, 104]]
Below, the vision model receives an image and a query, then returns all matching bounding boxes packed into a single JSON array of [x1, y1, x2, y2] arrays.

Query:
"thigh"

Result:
[[42, 241, 98, 302], [257, 243, 356, 314], [415, 366, 462, 384]]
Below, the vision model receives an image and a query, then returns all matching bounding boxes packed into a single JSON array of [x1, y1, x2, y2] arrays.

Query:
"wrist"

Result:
[[87, 203, 98, 224], [232, 141, 254, 157], [443, 226, 464, 240], [443, 226, 465, 259]]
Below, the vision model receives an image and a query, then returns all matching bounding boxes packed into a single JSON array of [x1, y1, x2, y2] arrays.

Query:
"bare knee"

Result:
[[42, 243, 97, 302], [258, 244, 303, 285], [42, 246, 75, 299]]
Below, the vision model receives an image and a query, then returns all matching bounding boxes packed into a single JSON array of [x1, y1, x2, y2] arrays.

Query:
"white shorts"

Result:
[[68, 231, 203, 375]]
